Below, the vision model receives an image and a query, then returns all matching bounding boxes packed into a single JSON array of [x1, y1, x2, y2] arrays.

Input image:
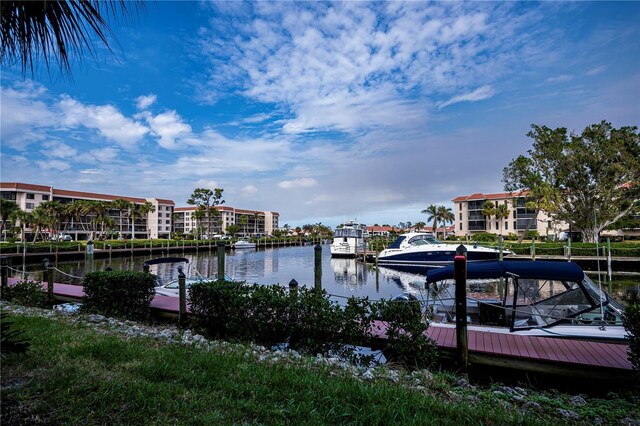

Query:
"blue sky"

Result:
[[1, 1, 639, 229]]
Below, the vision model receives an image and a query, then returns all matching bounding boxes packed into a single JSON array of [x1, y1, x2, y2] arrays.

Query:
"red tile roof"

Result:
[[452, 190, 529, 202]]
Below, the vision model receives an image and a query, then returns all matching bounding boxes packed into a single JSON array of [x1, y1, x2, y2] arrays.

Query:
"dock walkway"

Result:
[[5, 278, 633, 381]]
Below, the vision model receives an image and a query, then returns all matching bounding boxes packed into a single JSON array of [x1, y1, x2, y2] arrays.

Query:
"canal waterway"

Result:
[[11, 243, 639, 304]]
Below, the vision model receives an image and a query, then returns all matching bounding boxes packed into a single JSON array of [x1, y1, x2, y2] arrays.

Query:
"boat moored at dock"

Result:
[[378, 232, 509, 267], [330, 220, 367, 258]]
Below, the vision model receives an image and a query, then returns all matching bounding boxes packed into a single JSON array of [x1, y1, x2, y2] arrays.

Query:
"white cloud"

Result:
[[437, 85, 496, 109], [144, 110, 192, 149], [545, 74, 573, 83], [242, 185, 258, 194], [278, 178, 318, 189], [136, 94, 157, 110], [41, 141, 78, 159], [36, 159, 71, 171], [57, 96, 149, 148], [194, 179, 219, 190]]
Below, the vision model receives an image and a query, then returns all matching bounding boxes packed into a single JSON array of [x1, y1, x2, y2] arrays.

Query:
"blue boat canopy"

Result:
[[425, 260, 585, 283]]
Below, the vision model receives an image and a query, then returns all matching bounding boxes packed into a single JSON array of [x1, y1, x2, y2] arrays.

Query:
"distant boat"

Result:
[[232, 239, 256, 249], [378, 232, 509, 267], [330, 220, 367, 258]]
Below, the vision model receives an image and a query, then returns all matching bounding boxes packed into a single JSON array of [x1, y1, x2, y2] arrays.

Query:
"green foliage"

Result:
[[188, 281, 436, 365], [1, 280, 49, 308], [471, 232, 498, 242], [82, 271, 156, 321], [525, 230, 539, 240], [375, 299, 437, 369], [0, 313, 30, 359], [622, 295, 640, 372]]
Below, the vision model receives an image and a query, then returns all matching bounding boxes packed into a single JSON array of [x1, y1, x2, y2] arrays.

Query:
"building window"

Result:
[[26, 193, 35, 200], [459, 223, 462, 230], [459, 212, 462, 220], [42, 194, 49, 201], [513, 221, 516, 230], [496, 221, 499, 229], [26, 202, 34, 209], [166, 220, 170, 224], [459, 203, 462, 210], [505, 222, 508, 230]]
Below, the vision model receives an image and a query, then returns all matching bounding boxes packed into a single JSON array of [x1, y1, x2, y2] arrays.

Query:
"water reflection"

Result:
[[10, 244, 639, 304]]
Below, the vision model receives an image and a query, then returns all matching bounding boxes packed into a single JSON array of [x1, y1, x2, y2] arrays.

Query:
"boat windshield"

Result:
[[408, 234, 439, 245], [335, 228, 362, 238]]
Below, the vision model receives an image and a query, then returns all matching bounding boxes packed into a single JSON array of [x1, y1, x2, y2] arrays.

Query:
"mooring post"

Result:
[[217, 241, 226, 280], [454, 245, 469, 372], [289, 278, 299, 323], [567, 238, 572, 262], [178, 266, 187, 325], [531, 238, 536, 261], [1, 256, 10, 292], [314, 244, 322, 292], [42, 258, 54, 301], [86, 240, 94, 273]]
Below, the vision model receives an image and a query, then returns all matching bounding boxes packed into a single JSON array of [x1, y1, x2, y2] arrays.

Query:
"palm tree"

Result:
[[9, 209, 31, 242], [111, 198, 132, 239], [482, 201, 496, 232], [1, 1, 142, 78], [0, 199, 19, 241], [437, 206, 455, 239], [138, 201, 156, 239], [414, 221, 426, 232], [192, 208, 205, 240], [421, 205, 439, 237], [240, 215, 249, 237], [253, 212, 261, 236], [495, 203, 510, 235]]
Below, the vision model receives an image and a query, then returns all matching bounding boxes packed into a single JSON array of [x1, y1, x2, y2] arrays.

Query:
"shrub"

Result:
[[0, 313, 30, 359], [471, 232, 498, 242], [622, 295, 640, 373], [374, 298, 437, 369], [503, 233, 520, 241], [1, 280, 49, 308], [82, 271, 156, 321]]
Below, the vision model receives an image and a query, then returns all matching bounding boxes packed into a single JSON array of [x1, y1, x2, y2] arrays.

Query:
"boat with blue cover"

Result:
[[423, 260, 627, 342]]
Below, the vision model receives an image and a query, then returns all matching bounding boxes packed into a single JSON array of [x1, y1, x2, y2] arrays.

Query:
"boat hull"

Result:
[[378, 249, 500, 266]]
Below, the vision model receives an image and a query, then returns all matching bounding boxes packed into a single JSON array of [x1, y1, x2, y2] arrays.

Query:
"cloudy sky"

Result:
[[1, 1, 639, 228]]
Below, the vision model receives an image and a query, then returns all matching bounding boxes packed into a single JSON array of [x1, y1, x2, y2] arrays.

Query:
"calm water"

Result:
[[13, 243, 639, 304]]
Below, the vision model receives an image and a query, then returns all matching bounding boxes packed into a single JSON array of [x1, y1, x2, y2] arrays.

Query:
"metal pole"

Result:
[[567, 238, 572, 262], [498, 235, 504, 299], [178, 266, 187, 324], [314, 244, 322, 292], [454, 245, 468, 372], [86, 240, 94, 273], [1, 257, 10, 293], [217, 241, 225, 280], [607, 237, 612, 292]]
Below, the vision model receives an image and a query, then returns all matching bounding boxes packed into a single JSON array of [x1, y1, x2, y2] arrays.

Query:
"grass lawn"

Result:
[[2, 312, 638, 425]]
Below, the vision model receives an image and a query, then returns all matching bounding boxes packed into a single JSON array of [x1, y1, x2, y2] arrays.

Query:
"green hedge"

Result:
[[622, 297, 640, 373], [0, 280, 50, 308], [188, 281, 437, 368], [82, 271, 156, 321]]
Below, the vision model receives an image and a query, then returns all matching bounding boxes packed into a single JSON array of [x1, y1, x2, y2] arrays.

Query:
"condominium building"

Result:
[[452, 191, 564, 238], [173, 206, 279, 237], [0, 182, 174, 240]]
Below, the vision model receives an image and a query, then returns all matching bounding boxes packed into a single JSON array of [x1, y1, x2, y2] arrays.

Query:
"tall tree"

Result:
[[1, 0, 142, 78], [482, 201, 496, 232], [111, 198, 132, 239], [240, 215, 249, 236], [138, 201, 156, 239], [421, 205, 439, 237], [495, 203, 510, 235], [0, 199, 19, 241], [437, 205, 455, 239], [504, 121, 639, 243], [187, 188, 224, 240], [9, 209, 31, 242]]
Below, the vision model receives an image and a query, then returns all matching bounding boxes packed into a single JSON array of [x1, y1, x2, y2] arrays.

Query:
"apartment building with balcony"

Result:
[[173, 206, 279, 238], [0, 182, 174, 240], [452, 190, 564, 239]]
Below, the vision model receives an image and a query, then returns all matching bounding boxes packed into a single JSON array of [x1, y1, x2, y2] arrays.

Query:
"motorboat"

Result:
[[423, 260, 627, 343], [330, 220, 367, 258], [232, 239, 256, 249], [377, 232, 509, 267], [155, 274, 236, 297]]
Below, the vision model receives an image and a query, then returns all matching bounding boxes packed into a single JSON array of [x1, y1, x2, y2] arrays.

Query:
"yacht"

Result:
[[330, 220, 367, 258], [377, 232, 509, 267]]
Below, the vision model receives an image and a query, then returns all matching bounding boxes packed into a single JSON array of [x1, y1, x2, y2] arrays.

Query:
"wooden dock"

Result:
[[5, 278, 634, 381]]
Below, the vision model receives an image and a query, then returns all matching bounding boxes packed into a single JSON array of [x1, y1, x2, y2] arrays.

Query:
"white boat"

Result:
[[330, 220, 367, 258], [424, 260, 627, 343], [378, 232, 510, 267], [232, 238, 256, 249], [155, 275, 236, 297]]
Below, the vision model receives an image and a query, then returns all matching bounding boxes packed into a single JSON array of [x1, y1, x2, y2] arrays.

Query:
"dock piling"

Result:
[[217, 242, 226, 280], [177, 266, 187, 325], [454, 245, 469, 372], [314, 244, 322, 292]]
